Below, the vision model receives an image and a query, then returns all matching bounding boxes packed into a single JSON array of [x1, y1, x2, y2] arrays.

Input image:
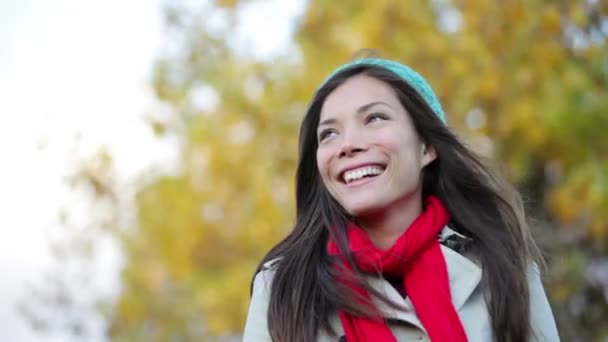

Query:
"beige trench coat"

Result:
[[243, 228, 560, 341]]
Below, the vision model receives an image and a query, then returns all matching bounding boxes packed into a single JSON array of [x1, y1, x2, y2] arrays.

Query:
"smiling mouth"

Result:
[[341, 165, 386, 184]]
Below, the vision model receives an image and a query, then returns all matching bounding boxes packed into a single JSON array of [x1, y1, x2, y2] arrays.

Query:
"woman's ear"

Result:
[[421, 143, 437, 167]]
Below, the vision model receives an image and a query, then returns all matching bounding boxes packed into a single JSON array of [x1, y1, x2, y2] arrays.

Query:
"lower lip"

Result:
[[344, 172, 383, 188]]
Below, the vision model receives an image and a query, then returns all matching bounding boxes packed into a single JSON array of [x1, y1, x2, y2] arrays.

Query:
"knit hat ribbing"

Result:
[[322, 58, 446, 124]]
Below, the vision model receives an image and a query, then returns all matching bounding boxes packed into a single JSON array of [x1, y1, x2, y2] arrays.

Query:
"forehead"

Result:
[[320, 74, 400, 120]]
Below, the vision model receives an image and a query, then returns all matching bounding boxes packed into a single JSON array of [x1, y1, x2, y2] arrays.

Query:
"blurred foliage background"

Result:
[[26, 0, 608, 341]]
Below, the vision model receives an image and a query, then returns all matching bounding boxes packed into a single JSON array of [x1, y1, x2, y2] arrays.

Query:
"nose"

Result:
[[338, 130, 366, 158]]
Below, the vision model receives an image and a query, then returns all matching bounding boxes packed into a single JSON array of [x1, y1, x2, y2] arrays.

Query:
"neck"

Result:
[[358, 193, 424, 250]]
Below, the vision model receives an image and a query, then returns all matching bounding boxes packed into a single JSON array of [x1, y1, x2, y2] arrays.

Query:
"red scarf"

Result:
[[327, 196, 468, 342]]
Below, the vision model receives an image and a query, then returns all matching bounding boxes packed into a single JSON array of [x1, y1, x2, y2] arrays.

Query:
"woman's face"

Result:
[[316, 74, 436, 218]]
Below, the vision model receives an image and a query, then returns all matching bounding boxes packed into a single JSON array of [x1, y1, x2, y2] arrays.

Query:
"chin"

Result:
[[343, 201, 385, 218]]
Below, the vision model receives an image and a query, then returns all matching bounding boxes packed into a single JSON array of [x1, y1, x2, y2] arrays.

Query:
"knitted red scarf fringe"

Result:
[[327, 196, 468, 342]]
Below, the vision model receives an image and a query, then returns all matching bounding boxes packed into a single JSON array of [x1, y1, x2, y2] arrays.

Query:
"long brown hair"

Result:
[[252, 64, 541, 342]]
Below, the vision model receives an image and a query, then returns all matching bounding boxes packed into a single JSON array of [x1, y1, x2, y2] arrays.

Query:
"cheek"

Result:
[[379, 133, 423, 170], [375, 134, 405, 154], [316, 147, 331, 179], [381, 125, 420, 151]]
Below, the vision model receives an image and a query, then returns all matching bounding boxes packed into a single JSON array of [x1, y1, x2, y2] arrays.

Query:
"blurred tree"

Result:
[[32, 0, 607, 341]]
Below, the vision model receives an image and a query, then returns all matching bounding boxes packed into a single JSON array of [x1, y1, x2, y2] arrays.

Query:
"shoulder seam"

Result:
[[261, 257, 281, 272]]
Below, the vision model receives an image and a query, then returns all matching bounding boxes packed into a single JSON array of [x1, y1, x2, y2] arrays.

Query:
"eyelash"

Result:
[[366, 112, 388, 123], [318, 113, 388, 142], [318, 129, 336, 142]]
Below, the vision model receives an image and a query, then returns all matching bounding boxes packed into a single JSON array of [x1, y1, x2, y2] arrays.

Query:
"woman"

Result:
[[243, 58, 559, 342]]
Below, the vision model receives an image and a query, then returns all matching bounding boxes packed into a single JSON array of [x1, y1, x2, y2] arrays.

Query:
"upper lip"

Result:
[[337, 162, 387, 182]]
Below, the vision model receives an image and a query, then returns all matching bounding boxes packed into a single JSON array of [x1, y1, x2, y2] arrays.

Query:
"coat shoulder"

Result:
[[243, 259, 281, 342]]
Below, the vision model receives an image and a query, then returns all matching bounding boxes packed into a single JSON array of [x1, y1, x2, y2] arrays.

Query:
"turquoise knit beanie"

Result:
[[322, 58, 446, 124]]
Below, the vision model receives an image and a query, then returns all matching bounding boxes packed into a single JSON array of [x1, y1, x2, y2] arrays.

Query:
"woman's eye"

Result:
[[366, 112, 388, 123], [318, 129, 337, 142]]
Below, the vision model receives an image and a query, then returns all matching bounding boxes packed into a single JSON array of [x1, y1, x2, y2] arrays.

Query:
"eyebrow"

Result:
[[318, 101, 393, 128]]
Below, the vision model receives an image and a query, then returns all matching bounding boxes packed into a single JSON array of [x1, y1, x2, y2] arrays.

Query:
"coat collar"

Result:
[[363, 226, 482, 331]]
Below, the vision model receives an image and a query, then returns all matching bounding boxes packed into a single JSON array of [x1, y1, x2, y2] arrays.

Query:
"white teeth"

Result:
[[343, 166, 384, 183]]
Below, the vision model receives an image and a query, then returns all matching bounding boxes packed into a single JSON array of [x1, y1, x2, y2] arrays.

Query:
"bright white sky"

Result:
[[0, 0, 305, 340], [0, 1, 168, 340]]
